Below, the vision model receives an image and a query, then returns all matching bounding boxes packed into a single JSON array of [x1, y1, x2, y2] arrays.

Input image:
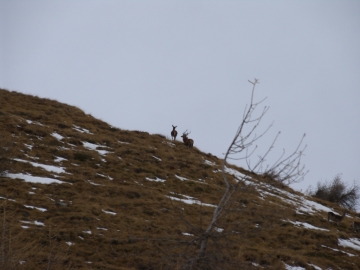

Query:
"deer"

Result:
[[171, 125, 178, 140], [181, 130, 194, 149], [351, 221, 360, 232], [328, 210, 347, 227]]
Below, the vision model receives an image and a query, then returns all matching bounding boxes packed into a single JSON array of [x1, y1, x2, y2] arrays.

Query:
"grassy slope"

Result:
[[0, 88, 359, 270]]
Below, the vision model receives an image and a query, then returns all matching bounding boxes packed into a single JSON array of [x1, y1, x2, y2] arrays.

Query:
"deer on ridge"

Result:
[[181, 130, 194, 149], [171, 125, 178, 141], [328, 210, 347, 227]]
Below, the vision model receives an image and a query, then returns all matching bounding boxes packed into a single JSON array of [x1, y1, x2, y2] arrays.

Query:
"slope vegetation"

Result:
[[0, 88, 359, 269]]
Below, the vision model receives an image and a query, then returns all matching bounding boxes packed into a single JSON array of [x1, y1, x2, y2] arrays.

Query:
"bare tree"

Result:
[[310, 174, 359, 210], [184, 79, 307, 269], [0, 134, 12, 176], [0, 199, 36, 270]]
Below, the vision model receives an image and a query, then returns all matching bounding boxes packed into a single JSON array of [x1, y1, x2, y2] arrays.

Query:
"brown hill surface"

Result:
[[1, 88, 360, 269]]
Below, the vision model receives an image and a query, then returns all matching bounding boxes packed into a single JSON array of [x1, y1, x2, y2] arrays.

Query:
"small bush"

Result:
[[310, 174, 359, 210]]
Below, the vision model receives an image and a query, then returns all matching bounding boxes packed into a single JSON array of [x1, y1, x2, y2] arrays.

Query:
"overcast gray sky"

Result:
[[1, 1, 359, 194]]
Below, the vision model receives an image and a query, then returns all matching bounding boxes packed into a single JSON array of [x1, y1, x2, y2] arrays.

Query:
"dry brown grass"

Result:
[[1, 88, 360, 269]]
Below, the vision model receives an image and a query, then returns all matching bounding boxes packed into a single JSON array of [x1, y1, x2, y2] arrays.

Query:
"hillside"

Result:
[[0, 88, 360, 270]]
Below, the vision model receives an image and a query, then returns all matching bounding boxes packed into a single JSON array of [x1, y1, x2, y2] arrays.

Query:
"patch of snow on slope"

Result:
[[283, 263, 305, 270], [102, 209, 117, 215], [167, 193, 216, 208], [257, 182, 334, 215], [284, 220, 329, 231], [73, 125, 93, 134], [152, 155, 162, 161], [7, 173, 64, 184], [51, 132, 64, 140], [162, 141, 175, 147], [223, 166, 246, 179], [88, 180, 103, 186], [24, 143, 33, 150], [145, 177, 166, 183], [21, 220, 45, 226], [175, 174, 187, 181], [82, 142, 111, 155], [338, 238, 360, 251], [308, 264, 322, 270], [54, 156, 67, 162], [203, 159, 216, 166], [321, 245, 356, 257], [14, 158, 66, 174], [24, 205, 47, 212]]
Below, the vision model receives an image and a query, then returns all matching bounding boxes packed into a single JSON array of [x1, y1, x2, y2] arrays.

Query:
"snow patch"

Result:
[[145, 177, 166, 183], [167, 193, 216, 208], [21, 220, 45, 226], [152, 155, 162, 161], [51, 132, 64, 140], [338, 238, 360, 251], [73, 125, 93, 134], [14, 158, 66, 174], [7, 173, 64, 184], [284, 220, 329, 231], [24, 205, 47, 212], [175, 174, 187, 181], [102, 209, 117, 215]]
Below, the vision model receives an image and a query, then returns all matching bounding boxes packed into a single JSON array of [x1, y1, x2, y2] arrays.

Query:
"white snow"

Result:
[[308, 264, 322, 270], [83, 230, 92, 234], [97, 149, 111, 155], [152, 155, 162, 161], [145, 177, 166, 183], [82, 141, 98, 150], [54, 156, 67, 162], [14, 158, 66, 174], [102, 209, 117, 215], [24, 205, 47, 212], [51, 132, 64, 140], [82, 141, 111, 155], [283, 263, 305, 270], [21, 220, 45, 226], [321, 245, 356, 257], [24, 143, 33, 150], [73, 125, 93, 134], [204, 159, 216, 166], [167, 193, 216, 208], [7, 173, 64, 184], [66, 242, 74, 246], [88, 180, 103, 186], [338, 238, 360, 251], [175, 174, 188, 181], [223, 166, 247, 180], [162, 141, 175, 147], [182, 232, 194, 236], [96, 173, 113, 180], [284, 220, 329, 231]]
